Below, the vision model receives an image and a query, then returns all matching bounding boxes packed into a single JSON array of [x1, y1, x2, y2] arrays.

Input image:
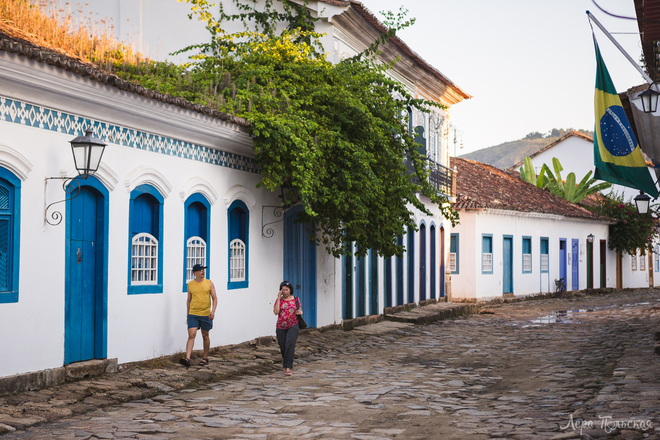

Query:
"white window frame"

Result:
[[540, 254, 549, 272], [449, 252, 457, 272], [230, 238, 246, 282], [523, 253, 532, 272], [132, 233, 158, 285], [186, 236, 206, 282], [482, 252, 493, 273], [632, 253, 637, 271]]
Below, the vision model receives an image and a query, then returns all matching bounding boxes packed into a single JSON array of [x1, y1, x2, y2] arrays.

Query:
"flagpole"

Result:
[[586, 10, 653, 84]]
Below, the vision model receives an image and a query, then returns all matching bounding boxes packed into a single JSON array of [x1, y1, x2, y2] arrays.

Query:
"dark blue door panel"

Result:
[[66, 187, 104, 364], [283, 205, 317, 327], [572, 239, 579, 290], [503, 237, 513, 294]]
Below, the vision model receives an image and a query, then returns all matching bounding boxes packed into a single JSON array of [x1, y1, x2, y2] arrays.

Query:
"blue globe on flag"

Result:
[[599, 105, 637, 157]]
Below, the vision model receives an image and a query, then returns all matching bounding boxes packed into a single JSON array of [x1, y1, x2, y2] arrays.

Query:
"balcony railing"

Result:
[[404, 152, 454, 198]]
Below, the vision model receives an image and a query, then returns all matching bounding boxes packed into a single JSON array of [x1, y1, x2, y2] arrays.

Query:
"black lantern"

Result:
[[586, 234, 594, 243], [69, 128, 106, 179], [640, 83, 660, 114], [634, 190, 652, 214]]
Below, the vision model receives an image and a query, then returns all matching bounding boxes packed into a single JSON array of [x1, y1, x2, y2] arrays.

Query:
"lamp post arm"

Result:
[[44, 177, 81, 227]]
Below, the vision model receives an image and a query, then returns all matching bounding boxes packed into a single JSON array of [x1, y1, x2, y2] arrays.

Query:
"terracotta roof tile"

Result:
[[451, 157, 604, 220]]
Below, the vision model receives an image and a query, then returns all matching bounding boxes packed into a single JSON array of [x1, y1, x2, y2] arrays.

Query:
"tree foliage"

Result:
[[587, 193, 659, 255], [158, 0, 458, 258]]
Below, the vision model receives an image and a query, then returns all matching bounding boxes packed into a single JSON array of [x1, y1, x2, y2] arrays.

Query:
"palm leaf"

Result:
[[564, 172, 576, 202], [552, 157, 564, 192]]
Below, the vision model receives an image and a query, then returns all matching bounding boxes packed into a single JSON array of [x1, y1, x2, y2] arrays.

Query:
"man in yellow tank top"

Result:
[[180, 264, 217, 368]]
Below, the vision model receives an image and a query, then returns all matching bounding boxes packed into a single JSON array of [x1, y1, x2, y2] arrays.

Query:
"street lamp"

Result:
[[640, 82, 660, 113], [634, 190, 652, 215], [44, 128, 107, 226], [69, 128, 106, 179], [587, 234, 594, 243]]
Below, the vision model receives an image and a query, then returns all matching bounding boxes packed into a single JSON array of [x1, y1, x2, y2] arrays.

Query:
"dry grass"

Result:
[[0, 0, 145, 68]]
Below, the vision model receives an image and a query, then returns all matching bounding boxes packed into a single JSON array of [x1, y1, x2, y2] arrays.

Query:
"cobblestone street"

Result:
[[3, 289, 660, 440]]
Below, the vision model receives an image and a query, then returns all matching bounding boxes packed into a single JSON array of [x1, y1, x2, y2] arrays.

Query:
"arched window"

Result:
[[131, 233, 158, 284], [128, 185, 163, 294], [227, 200, 249, 289], [183, 194, 210, 289], [0, 169, 20, 303], [230, 238, 246, 281]]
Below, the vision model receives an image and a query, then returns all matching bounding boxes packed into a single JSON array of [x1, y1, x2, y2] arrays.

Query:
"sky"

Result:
[[359, 0, 646, 156]]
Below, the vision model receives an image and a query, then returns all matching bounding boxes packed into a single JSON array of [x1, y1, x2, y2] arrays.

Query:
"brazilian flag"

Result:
[[593, 38, 659, 198]]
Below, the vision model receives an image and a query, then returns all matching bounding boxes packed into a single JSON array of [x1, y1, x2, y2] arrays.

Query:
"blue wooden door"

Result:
[[283, 205, 317, 327], [430, 225, 436, 299], [356, 254, 366, 317], [503, 236, 513, 294], [572, 239, 579, 290], [66, 186, 104, 364], [396, 236, 404, 305], [439, 227, 445, 298], [559, 239, 567, 281], [419, 224, 427, 301]]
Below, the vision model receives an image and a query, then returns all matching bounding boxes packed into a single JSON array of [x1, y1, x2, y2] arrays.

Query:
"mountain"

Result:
[[460, 129, 594, 170]]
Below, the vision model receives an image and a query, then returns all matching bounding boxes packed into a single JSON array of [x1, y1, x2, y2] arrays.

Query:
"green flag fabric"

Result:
[[593, 37, 659, 198]]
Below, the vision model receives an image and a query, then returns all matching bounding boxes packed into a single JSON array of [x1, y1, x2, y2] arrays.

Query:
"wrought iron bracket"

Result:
[[44, 176, 82, 226], [262, 205, 285, 239]]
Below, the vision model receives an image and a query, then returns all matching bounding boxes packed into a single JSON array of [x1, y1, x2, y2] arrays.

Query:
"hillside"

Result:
[[461, 129, 594, 169]]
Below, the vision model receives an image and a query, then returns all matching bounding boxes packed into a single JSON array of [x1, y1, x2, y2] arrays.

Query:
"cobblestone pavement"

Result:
[[3, 289, 660, 440]]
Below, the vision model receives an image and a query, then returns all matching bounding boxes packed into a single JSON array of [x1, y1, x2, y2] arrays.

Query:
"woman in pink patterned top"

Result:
[[273, 280, 303, 376]]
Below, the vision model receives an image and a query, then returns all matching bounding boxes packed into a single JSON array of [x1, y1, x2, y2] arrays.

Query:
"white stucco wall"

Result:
[[0, 48, 294, 378], [450, 209, 613, 301]]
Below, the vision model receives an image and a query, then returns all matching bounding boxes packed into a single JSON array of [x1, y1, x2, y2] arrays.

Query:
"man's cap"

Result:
[[192, 264, 207, 272]]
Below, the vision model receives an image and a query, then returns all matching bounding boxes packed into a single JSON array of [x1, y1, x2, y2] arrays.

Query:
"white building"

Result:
[[448, 158, 659, 301], [0, 0, 470, 384], [509, 131, 660, 291]]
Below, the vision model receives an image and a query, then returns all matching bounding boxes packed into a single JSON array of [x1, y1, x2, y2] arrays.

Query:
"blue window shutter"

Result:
[[132, 194, 156, 236], [0, 218, 9, 291], [482, 236, 491, 253], [227, 200, 249, 289], [523, 238, 531, 254]]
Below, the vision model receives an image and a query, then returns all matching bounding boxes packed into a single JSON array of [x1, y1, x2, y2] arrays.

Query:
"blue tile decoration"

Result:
[[0, 96, 259, 174]]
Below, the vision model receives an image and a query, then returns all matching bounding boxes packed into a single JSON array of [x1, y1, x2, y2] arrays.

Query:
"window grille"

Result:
[[523, 254, 532, 272], [132, 233, 158, 284], [640, 251, 646, 271], [482, 253, 493, 272], [230, 238, 246, 281], [632, 254, 637, 271], [449, 252, 456, 272], [540, 254, 549, 272], [186, 237, 206, 282]]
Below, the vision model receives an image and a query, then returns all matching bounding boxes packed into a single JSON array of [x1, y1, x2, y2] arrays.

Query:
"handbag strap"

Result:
[[295, 296, 301, 310]]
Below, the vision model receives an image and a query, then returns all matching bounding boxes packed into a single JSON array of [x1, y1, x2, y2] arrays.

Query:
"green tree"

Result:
[[165, 0, 458, 258]]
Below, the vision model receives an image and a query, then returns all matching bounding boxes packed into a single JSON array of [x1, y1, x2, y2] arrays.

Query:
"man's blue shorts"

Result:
[[187, 314, 213, 331]]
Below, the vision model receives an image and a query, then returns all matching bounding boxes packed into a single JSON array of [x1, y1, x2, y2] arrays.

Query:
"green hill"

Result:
[[460, 129, 593, 170]]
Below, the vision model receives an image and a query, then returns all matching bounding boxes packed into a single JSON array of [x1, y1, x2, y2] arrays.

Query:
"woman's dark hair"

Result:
[[280, 281, 294, 295]]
